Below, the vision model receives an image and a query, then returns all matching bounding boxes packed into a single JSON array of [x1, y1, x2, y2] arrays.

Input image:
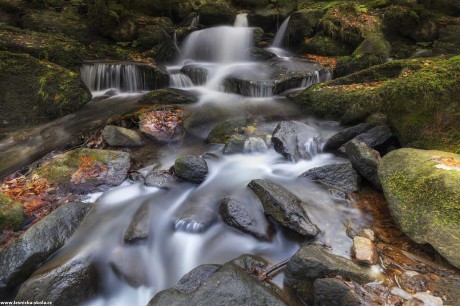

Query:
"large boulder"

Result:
[[138, 88, 198, 105], [0, 202, 92, 298], [300, 162, 360, 193], [433, 24, 460, 55], [248, 179, 320, 238], [323, 123, 372, 152], [0, 193, 24, 231], [345, 139, 381, 189], [0, 52, 90, 128], [378, 148, 460, 269], [198, 3, 237, 27], [33, 149, 130, 194], [174, 155, 208, 184], [102, 125, 143, 147], [148, 255, 286, 306]]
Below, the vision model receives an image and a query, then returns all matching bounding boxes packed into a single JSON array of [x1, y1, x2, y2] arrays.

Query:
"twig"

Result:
[[258, 258, 290, 281]]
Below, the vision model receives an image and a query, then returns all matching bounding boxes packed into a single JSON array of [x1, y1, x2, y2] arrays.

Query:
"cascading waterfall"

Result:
[[190, 15, 200, 27], [272, 16, 291, 48], [170, 73, 194, 88], [234, 13, 248, 27]]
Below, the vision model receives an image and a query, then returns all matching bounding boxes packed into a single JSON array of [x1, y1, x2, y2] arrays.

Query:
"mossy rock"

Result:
[[0, 51, 90, 128], [433, 24, 460, 55], [304, 33, 353, 57], [0, 24, 86, 70], [198, 3, 236, 26], [288, 56, 460, 153], [34, 148, 131, 194], [0, 192, 24, 231], [137, 25, 164, 50], [379, 148, 460, 268], [138, 88, 198, 105], [285, 8, 325, 50], [230, 0, 270, 8], [207, 118, 247, 144]]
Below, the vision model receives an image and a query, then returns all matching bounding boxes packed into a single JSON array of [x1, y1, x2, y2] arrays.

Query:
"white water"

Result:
[[190, 15, 200, 27], [169, 73, 193, 88], [272, 16, 291, 48], [234, 13, 248, 27]]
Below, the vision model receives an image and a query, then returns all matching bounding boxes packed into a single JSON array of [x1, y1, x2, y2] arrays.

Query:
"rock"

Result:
[[378, 148, 460, 269], [180, 65, 208, 86], [328, 189, 349, 201], [34, 148, 130, 194], [300, 162, 361, 193], [248, 8, 292, 33], [314, 278, 366, 306], [244, 137, 268, 153], [138, 88, 198, 105], [223, 134, 246, 155], [109, 247, 149, 287], [0, 52, 90, 128], [285, 9, 324, 49], [359, 229, 376, 242], [345, 139, 381, 189], [352, 236, 378, 266], [207, 118, 247, 144], [252, 27, 264, 47], [139, 109, 184, 143], [391, 287, 412, 300], [0, 193, 23, 231], [0, 202, 92, 298], [400, 271, 428, 293], [272, 121, 320, 162], [183, 105, 233, 139], [434, 25, 460, 55], [148, 255, 285, 306], [174, 264, 220, 294], [412, 293, 443, 306], [304, 33, 354, 57], [353, 125, 395, 150], [198, 3, 237, 26], [249, 47, 277, 61], [124, 202, 151, 243], [137, 25, 166, 50], [248, 179, 320, 238], [103, 125, 143, 147], [323, 123, 372, 152], [15, 254, 98, 306], [285, 245, 378, 303], [128, 164, 158, 183], [220, 197, 273, 241], [174, 155, 208, 184], [145, 170, 176, 188]]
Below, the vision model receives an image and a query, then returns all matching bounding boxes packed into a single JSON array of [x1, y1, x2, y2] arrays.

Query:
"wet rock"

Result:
[[391, 287, 412, 300], [138, 88, 198, 105], [323, 123, 372, 152], [180, 65, 208, 86], [110, 247, 149, 287], [285, 245, 378, 303], [124, 202, 151, 243], [412, 293, 443, 306], [148, 255, 285, 306], [328, 189, 349, 201], [352, 236, 378, 266], [175, 264, 220, 294], [34, 148, 131, 194], [183, 105, 233, 139], [128, 164, 158, 183], [345, 139, 381, 189], [300, 162, 361, 193], [248, 8, 292, 33], [0, 193, 24, 231], [400, 271, 429, 293], [244, 137, 268, 153], [434, 25, 460, 55], [379, 149, 460, 269], [252, 27, 264, 47], [248, 179, 320, 238], [198, 3, 237, 26], [174, 155, 208, 184], [249, 47, 277, 61], [223, 134, 246, 155], [175, 207, 217, 233], [145, 170, 176, 188], [207, 117, 247, 144], [272, 121, 320, 162], [103, 125, 143, 147], [139, 109, 185, 143], [220, 197, 273, 241], [353, 125, 395, 150], [15, 254, 98, 306], [314, 278, 366, 306], [0, 202, 92, 298], [359, 229, 376, 242], [137, 25, 166, 50]]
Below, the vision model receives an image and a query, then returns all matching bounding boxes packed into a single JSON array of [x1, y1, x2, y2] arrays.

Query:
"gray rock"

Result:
[[138, 88, 198, 105], [323, 123, 372, 152], [206, 117, 247, 144], [300, 162, 361, 193], [124, 202, 151, 243], [249, 47, 277, 61], [248, 179, 320, 238], [15, 254, 98, 306], [102, 125, 143, 147], [272, 121, 319, 162], [220, 197, 274, 241], [174, 155, 208, 184], [0, 201, 92, 298], [109, 247, 149, 287], [223, 134, 246, 155], [285, 245, 378, 303], [180, 65, 208, 86], [175, 264, 220, 294], [148, 255, 286, 306], [145, 170, 176, 188], [244, 137, 268, 153], [412, 293, 443, 306], [128, 164, 158, 183], [314, 278, 367, 306], [345, 139, 381, 189], [353, 125, 394, 149]]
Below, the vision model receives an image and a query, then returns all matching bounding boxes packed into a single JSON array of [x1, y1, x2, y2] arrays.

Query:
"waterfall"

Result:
[[170, 73, 194, 88], [80, 63, 147, 94], [234, 13, 248, 27], [190, 15, 200, 27], [180, 26, 253, 63], [272, 16, 291, 48], [173, 32, 181, 55]]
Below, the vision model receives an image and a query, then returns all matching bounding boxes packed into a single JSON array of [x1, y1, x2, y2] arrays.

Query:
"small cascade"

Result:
[[190, 15, 200, 27], [170, 73, 194, 88], [80, 63, 147, 95], [173, 31, 181, 55], [180, 26, 253, 63], [234, 13, 248, 27], [272, 16, 291, 48], [304, 136, 322, 158]]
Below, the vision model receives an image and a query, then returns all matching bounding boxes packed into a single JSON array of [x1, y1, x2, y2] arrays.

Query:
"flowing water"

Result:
[[36, 17, 369, 306]]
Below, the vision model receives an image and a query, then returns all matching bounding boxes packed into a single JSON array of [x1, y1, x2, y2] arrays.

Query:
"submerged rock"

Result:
[[148, 255, 285, 306], [145, 170, 176, 188], [34, 148, 131, 194], [379, 148, 460, 269], [248, 179, 320, 238], [110, 247, 149, 287], [300, 162, 360, 193], [103, 125, 143, 147], [345, 139, 381, 189], [0, 193, 24, 231], [124, 202, 152, 243], [323, 123, 372, 152], [220, 197, 274, 241], [174, 155, 208, 184], [0, 202, 92, 298]]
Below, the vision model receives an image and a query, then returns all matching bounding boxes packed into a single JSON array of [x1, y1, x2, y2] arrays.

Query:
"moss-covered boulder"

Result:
[[0, 52, 91, 128], [138, 88, 198, 105], [433, 24, 460, 55], [34, 148, 131, 194], [198, 3, 236, 27], [137, 25, 164, 50], [288, 56, 460, 153], [379, 148, 460, 268], [285, 8, 324, 50], [0, 24, 86, 70], [0, 193, 24, 231], [248, 7, 293, 33], [304, 33, 353, 57]]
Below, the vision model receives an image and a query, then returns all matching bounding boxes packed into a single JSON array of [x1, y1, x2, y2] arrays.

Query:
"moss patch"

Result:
[[0, 192, 24, 231]]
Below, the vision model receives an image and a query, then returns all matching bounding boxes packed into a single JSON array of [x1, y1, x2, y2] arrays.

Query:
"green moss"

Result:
[[0, 193, 24, 231]]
